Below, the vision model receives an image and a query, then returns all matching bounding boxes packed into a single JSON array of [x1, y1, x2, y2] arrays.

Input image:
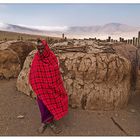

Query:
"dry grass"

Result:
[[0, 30, 61, 42]]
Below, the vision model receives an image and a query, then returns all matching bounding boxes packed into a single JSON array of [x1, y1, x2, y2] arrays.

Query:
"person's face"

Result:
[[37, 41, 45, 54]]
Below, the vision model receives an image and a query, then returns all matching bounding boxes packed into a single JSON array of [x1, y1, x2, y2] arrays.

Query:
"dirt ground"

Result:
[[0, 79, 140, 136]]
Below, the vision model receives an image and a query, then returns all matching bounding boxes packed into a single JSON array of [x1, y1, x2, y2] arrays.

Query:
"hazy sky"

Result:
[[0, 3, 140, 27]]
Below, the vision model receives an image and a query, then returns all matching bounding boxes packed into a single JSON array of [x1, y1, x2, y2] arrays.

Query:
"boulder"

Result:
[[16, 41, 131, 110]]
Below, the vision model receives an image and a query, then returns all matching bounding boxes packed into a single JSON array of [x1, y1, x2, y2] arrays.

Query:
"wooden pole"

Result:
[[119, 37, 122, 42], [130, 39, 132, 45], [62, 33, 65, 39], [136, 38, 138, 47], [107, 36, 111, 42], [133, 37, 136, 46], [138, 31, 140, 47], [127, 39, 130, 44]]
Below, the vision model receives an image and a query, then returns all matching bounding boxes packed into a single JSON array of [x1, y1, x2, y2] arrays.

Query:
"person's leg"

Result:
[[36, 97, 62, 134], [36, 97, 54, 133], [36, 97, 54, 124]]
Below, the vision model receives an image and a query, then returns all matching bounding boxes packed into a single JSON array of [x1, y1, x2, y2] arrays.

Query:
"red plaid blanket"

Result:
[[29, 40, 68, 120]]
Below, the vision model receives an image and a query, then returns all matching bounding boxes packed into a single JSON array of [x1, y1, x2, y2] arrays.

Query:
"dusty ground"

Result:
[[0, 79, 140, 136]]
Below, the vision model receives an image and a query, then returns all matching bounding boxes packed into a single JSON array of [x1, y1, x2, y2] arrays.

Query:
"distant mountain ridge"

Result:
[[0, 22, 139, 39]]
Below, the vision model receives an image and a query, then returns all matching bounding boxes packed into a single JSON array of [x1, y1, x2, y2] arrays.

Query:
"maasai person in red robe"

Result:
[[29, 39, 68, 134]]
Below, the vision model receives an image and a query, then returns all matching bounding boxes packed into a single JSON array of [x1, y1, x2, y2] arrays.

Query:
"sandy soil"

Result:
[[0, 79, 140, 136]]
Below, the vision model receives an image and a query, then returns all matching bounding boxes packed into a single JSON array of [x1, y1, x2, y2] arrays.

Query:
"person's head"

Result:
[[37, 39, 45, 54]]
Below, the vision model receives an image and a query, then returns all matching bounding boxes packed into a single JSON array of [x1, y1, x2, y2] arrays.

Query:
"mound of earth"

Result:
[[0, 41, 36, 79], [0, 48, 20, 79]]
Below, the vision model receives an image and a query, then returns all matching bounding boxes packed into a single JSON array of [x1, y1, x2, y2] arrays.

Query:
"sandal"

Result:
[[37, 123, 48, 133], [48, 121, 62, 134]]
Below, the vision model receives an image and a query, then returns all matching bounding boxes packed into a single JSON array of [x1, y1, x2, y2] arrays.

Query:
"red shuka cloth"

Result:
[[29, 40, 68, 120]]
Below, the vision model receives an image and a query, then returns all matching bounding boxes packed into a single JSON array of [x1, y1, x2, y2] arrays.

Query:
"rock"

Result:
[[121, 118, 126, 121], [17, 115, 25, 119], [115, 113, 119, 117], [16, 40, 131, 110], [130, 109, 136, 113]]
